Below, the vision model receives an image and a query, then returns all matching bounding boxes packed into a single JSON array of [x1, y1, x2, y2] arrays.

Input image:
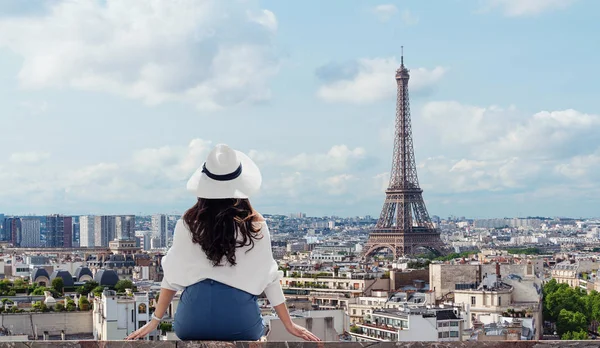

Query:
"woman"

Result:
[[126, 144, 320, 342]]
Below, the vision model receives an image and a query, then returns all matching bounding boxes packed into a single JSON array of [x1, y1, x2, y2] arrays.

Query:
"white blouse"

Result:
[[160, 218, 286, 306]]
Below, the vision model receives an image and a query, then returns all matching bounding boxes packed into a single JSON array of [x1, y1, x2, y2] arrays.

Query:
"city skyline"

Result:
[[0, 211, 595, 221], [1, 0, 599, 218]]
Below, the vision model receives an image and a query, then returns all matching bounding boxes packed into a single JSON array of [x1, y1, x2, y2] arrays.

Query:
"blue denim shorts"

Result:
[[174, 279, 265, 341]]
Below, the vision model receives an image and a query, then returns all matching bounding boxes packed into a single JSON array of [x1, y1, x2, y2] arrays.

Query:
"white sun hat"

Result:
[[186, 144, 262, 199]]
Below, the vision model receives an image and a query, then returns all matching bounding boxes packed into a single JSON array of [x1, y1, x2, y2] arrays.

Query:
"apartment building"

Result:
[[92, 289, 180, 340], [453, 272, 542, 340], [350, 307, 464, 342]]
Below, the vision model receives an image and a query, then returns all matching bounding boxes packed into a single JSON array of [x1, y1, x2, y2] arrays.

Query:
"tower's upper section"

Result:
[[395, 46, 410, 81]]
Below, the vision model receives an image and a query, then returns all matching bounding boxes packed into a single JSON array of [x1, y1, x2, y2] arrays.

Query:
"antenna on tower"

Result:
[[401, 46, 404, 66]]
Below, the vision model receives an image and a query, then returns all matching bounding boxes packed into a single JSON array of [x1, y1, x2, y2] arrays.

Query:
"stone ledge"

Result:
[[0, 341, 592, 348]]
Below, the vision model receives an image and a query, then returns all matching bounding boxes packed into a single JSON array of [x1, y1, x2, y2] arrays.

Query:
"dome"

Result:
[[93, 269, 119, 287], [50, 269, 75, 288], [74, 266, 94, 282], [31, 268, 50, 286], [31, 268, 50, 281]]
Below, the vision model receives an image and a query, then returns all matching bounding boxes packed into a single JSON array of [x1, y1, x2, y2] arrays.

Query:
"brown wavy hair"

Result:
[[183, 198, 263, 266]]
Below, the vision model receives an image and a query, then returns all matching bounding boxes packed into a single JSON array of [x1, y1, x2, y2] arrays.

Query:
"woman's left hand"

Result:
[[125, 320, 160, 340]]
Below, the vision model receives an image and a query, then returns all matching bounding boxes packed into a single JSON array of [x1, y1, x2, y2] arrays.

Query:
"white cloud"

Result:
[[2, 116, 599, 216], [421, 102, 600, 161], [372, 4, 398, 22], [19, 100, 49, 115], [400, 10, 419, 25], [554, 151, 600, 183], [0, 139, 381, 214], [373, 172, 390, 193], [317, 58, 445, 104], [421, 101, 520, 148], [414, 101, 600, 197], [320, 174, 357, 195], [266, 172, 305, 198], [131, 138, 212, 181], [417, 156, 545, 194], [285, 145, 367, 171], [9, 151, 50, 164], [0, 0, 279, 110], [247, 9, 278, 31], [481, 0, 576, 16]]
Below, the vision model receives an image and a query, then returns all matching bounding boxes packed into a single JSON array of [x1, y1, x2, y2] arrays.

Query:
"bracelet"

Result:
[[151, 313, 163, 321]]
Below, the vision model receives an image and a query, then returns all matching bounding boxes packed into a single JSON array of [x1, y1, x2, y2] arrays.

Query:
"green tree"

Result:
[[115, 279, 135, 293], [65, 298, 76, 312], [562, 329, 589, 340], [557, 309, 587, 337], [78, 296, 90, 311], [587, 291, 600, 322], [32, 301, 49, 312], [31, 287, 60, 298], [505, 247, 542, 255], [31, 287, 46, 296], [544, 285, 585, 322], [543, 279, 560, 297], [51, 277, 64, 294], [0, 279, 11, 292], [76, 281, 99, 296], [350, 326, 362, 334], [159, 322, 173, 333], [13, 278, 26, 288], [92, 286, 105, 298]]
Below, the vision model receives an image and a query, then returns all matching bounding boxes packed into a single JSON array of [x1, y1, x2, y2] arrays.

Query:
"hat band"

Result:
[[201, 163, 242, 181]]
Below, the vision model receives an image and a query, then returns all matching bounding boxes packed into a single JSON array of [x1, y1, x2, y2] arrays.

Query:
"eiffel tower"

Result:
[[363, 49, 446, 259]]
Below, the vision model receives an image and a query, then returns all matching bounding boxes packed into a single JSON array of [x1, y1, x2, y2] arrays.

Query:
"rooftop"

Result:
[[0, 341, 584, 347]]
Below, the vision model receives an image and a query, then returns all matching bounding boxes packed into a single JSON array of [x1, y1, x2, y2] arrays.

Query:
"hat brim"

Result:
[[186, 150, 262, 199]]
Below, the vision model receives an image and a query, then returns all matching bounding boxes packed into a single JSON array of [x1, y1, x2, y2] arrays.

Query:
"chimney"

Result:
[[496, 262, 501, 279]]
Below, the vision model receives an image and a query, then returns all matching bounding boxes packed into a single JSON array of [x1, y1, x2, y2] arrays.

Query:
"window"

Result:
[[138, 303, 147, 314], [498, 296, 502, 306], [450, 331, 459, 337], [450, 321, 459, 327], [471, 296, 476, 305]]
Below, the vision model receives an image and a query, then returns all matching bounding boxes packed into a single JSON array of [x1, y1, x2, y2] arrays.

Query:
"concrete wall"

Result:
[[430, 264, 480, 299], [430, 264, 529, 299], [391, 269, 429, 290], [0, 340, 590, 347], [366, 278, 391, 294], [268, 317, 339, 342], [0, 311, 92, 337]]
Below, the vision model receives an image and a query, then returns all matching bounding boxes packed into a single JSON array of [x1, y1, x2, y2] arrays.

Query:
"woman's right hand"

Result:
[[125, 320, 160, 340], [285, 323, 321, 341]]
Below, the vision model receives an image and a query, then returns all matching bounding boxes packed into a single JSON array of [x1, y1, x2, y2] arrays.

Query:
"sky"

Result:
[[0, 0, 599, 219]]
